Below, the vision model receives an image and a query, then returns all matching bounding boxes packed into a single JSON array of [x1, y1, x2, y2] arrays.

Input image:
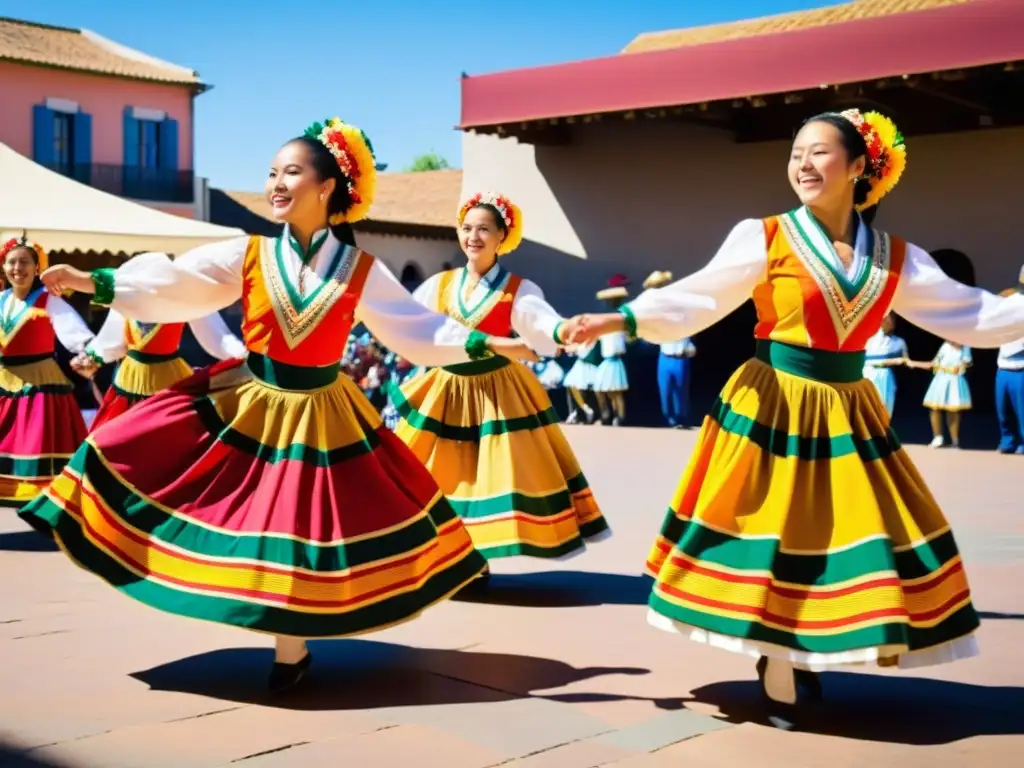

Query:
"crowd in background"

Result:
[[341, 326, 418, 429]]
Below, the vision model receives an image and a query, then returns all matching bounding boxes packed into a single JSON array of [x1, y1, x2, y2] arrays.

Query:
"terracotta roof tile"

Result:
[[0, 17, 203, 87], [220, 169, 464, 233], [621, 0, 973, 54]]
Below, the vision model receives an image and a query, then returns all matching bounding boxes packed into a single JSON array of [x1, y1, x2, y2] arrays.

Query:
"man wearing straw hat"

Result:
[[996, 265, 1024, 453], [644, 271, 697, 428]]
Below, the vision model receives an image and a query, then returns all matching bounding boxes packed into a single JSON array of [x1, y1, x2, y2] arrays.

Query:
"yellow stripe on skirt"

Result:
[[113, 356, 193, 397], [391, 357, 609, 559], [646, 349, 979, 669]]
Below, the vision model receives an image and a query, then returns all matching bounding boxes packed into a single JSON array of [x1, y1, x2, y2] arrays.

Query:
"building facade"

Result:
[[0, 17, 210, 220], [455, 0, 1024, 419]]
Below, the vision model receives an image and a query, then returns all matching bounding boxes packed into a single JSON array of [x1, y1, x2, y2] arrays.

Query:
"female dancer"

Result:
[[562, 342, 599, 424], [1, 236, 93, 509], [390, 192, 609, 565], [912, 340, 972, 447], [72, 307, 245, 430], [20, 118, 535, 692], [592, 279, 631, 426], [862, 312, 908, 418], [568, 109, 1024, 728]]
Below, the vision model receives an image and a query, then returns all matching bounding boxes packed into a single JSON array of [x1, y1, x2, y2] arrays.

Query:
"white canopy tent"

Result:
[[0, 143, 245, 254]]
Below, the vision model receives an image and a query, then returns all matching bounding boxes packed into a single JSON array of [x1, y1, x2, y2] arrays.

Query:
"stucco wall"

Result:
[[355, 232, 461, 285]]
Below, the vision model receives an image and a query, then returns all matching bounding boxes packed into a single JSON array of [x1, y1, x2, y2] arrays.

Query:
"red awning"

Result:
[[460, 0, 1024, 128]]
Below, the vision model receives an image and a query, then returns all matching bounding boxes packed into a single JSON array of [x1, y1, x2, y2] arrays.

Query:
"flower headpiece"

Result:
[[0, 232, 48, 272], [457, 192, 523, 256], [838, 108, 907, 211], [303, 117, 377, 224]]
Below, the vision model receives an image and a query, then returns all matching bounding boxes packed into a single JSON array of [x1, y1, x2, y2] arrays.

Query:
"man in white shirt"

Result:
[[996, 266, 1024, 453]]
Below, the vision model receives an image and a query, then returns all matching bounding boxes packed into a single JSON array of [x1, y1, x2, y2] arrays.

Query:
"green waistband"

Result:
[[0, 352, 51, 366], [127, 350, 181, 364], [755, 340, 865, 384], [442, 356, 511, 376], [246, 352, 339, 391]]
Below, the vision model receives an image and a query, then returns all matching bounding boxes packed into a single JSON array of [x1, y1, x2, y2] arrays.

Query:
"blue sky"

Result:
[[3, 0, 843, 191]]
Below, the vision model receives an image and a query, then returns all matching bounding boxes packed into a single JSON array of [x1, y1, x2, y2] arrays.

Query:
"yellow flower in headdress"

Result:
[[457, 192, 523, 256], [840, 109, 907, 211], [303, 117, 378, 224]]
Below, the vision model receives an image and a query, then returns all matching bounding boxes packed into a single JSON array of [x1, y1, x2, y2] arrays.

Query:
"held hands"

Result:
[[488, 337, 541, 363], [561, 313, 626, 345], [40, 265, 95, 297], [69, 351, 100, 379]]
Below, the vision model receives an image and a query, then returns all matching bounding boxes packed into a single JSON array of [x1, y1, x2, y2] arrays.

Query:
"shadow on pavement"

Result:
[[450, 570, 652, 607], [687, 672, 1024, 744], [0, 743, 72, 767], [0, 529, 58, 553], [131, 641, 662, 712], [978, 611, 1024, 620]]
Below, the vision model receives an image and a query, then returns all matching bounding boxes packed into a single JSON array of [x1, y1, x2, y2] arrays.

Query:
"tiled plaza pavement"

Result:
[[2, 426, 1022, 767]]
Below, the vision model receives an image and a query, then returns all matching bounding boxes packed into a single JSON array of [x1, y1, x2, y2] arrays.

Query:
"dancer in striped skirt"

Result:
[[72, 307, 245, 431], [19, 119, 537, 692], [569, 109, 1024, 728], [390, 192, 609, 566], [1, 236, 93, 510]]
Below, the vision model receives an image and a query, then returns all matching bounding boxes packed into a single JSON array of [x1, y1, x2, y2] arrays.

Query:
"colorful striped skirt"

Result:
[[19, 355, 486, 637], [1, 356, 87, 509], [90, 351, 194, 431], [645, 341, 979, 670], [390, 357, 609, 560]]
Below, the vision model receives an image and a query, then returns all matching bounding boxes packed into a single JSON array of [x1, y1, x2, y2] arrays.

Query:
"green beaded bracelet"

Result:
[[619, 304, 638, 341], [465, 330, 493, 360], [90, 268, 116, 306]]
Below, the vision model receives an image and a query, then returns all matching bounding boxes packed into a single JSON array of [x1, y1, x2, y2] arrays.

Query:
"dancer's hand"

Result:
[[41, 265, 94, 296], [488, 337, 540, 363], [70, 352, 100, 379], [567, 313, 626, 345], [556, 316, 582, 345]]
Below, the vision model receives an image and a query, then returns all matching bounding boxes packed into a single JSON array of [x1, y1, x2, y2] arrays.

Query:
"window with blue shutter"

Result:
[[159, 117, 178, 171], [123, 108, 140, 197], [123, 108, 139, 166], [72, 111, 92, 184], [32, 105, 56, 165]]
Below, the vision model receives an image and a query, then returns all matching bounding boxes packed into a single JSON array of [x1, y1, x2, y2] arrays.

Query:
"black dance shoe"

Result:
[[267, 651, 312, 694], [755, 656, 799, 730]]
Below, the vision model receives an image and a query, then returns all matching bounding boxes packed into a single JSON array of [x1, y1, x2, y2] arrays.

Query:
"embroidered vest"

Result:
[[436, 268, 523, 338], [752, 211, 906, 353], [241, 234, 374, 367], [0, 288, 56, 361], [124, 320, 186, 357]]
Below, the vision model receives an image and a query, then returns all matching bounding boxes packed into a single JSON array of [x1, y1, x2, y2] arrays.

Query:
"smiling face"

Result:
[[788, 120, 866, 210], [3, 246, 38, 292], [265, 141, 335, 227], [458, 205, 507, 271]]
